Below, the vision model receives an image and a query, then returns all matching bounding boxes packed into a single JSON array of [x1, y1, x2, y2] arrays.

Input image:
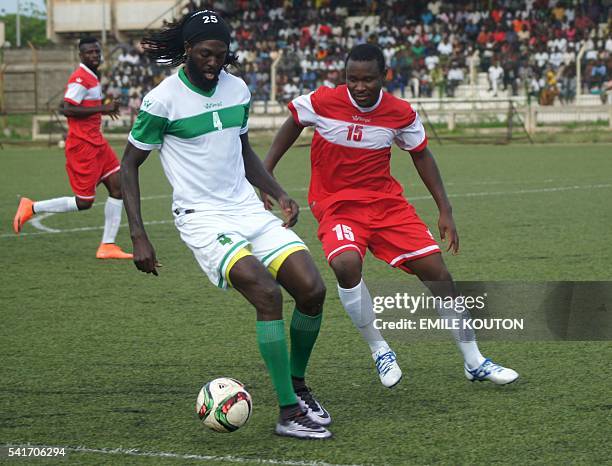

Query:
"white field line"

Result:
[[0, 444, 362, 466], [3, 183, 611, 239], [410, 183, 612, 201], [83, 181, 612, 205], [2, 219, 171, 238], [29, 213, 60, 233], [0, 179, 556, 209]]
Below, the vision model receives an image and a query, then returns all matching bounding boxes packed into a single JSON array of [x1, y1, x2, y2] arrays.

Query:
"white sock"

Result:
[[101, 197, 123, 244], [435, 300, 485, 369], [338, 279, 388, 353], [33, 197, 78, 213], [458, 342, 485, 370]]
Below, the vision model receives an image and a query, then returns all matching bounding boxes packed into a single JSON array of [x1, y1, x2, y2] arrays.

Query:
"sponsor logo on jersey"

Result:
[[352, 115, 371, 123], [205, 102, 223, 110]]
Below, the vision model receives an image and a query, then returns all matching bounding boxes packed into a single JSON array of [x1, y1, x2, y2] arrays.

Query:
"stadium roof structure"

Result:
[[46, 0, 186, 43]]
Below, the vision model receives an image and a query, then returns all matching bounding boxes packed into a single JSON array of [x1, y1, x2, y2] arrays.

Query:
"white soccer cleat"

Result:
[[464, 358, 519, 385], [372, 347, 403, 388], [275, 412, 332, 440]]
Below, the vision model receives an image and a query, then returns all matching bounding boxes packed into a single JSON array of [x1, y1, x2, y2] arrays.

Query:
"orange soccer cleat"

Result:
[[96, 243, 133, 260], [13, 197, 35, 234]]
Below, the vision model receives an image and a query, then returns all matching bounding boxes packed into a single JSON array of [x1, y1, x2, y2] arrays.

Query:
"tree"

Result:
[[1, 1, 49, 47]]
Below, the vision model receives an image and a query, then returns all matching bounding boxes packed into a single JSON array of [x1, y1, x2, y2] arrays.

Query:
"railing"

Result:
[[32, 102, 612, 143], [270, 50, 284, 103], [576, 42, 588, 98], [32, 114, 133, 142], [143, 0, 188, 31]]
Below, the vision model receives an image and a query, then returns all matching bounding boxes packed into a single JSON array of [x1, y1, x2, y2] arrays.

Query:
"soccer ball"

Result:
[[196, 377, 252, 432]]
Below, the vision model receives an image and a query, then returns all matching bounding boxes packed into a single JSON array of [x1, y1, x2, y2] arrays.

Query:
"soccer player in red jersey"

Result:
[[263, 44, 518, 387], [13, 37, 132, 260]]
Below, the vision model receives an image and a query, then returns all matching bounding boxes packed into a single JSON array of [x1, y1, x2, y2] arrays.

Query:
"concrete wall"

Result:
[[48, 0, 184, 39], [2, 49, 78, 113]]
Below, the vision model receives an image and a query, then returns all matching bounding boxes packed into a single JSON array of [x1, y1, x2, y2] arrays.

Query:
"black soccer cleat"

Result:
[[295, 386, 332, 426]]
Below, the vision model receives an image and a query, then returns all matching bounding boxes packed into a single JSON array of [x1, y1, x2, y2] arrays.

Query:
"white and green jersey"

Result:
[[128, 69, 260, 213]]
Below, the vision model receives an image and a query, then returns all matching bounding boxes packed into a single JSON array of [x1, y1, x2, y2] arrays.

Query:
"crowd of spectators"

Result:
[[100, 46, 171, 121], [103, 0, 611, 109]]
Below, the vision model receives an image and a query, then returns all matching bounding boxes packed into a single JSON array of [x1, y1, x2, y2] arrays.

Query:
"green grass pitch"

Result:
[[1, 139, 611, 465]]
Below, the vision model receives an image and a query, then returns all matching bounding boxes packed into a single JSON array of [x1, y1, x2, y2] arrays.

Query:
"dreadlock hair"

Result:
[[345, 43, 386, 74], [141, 12, 238, 69]]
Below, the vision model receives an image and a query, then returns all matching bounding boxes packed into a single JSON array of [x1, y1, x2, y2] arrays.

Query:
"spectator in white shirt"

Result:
[[534, 51, 549, 69], [550, 52, 563, 68], [488, 61, 504, 96], [410, 69, 420, 98], [562, 51, 575, 66], [425, 54, 440, 70], [447, 63, 464, 97], [428, 1, 441, 15], [437, 37, 453, 56], [383, 46, 395, 66], [282, 81, 300, 103]]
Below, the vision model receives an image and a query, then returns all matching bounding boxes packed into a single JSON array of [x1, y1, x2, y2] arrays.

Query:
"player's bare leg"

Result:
[[408, 253, 519, 384], [230, 255, 284, 319], [96, 171, 132, 259], [276, 250, 326, 317], [75, 197, 94, 210], [275, 250, 330, 426], [330, 250, 363, 289], [330, 250, 403, 388], [229, 255, 331, 439]]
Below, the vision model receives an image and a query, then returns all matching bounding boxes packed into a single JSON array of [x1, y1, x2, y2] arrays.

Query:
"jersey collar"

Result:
[[79, 63, 98, 78], [179, 67, 217, 97], [346, 87, 383, 113]]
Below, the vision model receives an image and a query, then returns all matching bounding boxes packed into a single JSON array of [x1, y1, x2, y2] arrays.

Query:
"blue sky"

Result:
[[1, 0, 47, 15]]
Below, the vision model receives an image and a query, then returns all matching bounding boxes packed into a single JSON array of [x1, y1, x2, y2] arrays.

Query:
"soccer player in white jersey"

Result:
[[262, 44, 519, 387], [121, 10, 331, 439]]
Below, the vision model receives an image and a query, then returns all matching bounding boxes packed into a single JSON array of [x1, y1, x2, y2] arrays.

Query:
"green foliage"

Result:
[[0, 0, 49, 47], [1, 140, 611, 464]]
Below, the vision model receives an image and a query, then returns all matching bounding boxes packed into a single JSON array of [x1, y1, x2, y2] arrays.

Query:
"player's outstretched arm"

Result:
[[410, 146, 459, 254], [61, 100, 121, 120], [260, 116, 304, 210], [121, 142, 160, 275], [240, 132, 299, 228]]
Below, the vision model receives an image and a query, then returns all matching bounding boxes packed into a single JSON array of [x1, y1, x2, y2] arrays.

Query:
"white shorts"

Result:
[[174, 207, 306, 289]]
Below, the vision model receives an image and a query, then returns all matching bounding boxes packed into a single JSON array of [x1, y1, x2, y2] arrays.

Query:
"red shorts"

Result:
[[313, 198, 440, 273], [65, 137, 120, 199]]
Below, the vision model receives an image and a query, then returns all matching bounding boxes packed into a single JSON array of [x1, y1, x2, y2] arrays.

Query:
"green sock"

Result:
[[256, 320, 298, 407], [290, 308, 322, 379]]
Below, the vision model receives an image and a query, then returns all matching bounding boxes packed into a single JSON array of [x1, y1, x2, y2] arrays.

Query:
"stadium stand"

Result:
[[89, 1, 612, 108]]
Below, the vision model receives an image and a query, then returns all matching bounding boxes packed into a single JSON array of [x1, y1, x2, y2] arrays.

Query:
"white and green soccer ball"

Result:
[[196, 377, 252, 432]]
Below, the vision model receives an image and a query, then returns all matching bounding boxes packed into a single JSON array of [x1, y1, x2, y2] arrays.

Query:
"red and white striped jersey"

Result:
[[288, 84, 427, 210], [64, 64, 105, 145]]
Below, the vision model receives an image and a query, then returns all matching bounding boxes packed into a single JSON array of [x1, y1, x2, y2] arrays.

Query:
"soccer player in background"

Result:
[[13, 37, 132, 260], [262, 44, 519, 387], [121, 10, 331, 439]]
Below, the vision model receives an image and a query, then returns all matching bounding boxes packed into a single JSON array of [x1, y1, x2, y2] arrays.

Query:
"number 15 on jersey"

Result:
[[347, 124, 363, 142]]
